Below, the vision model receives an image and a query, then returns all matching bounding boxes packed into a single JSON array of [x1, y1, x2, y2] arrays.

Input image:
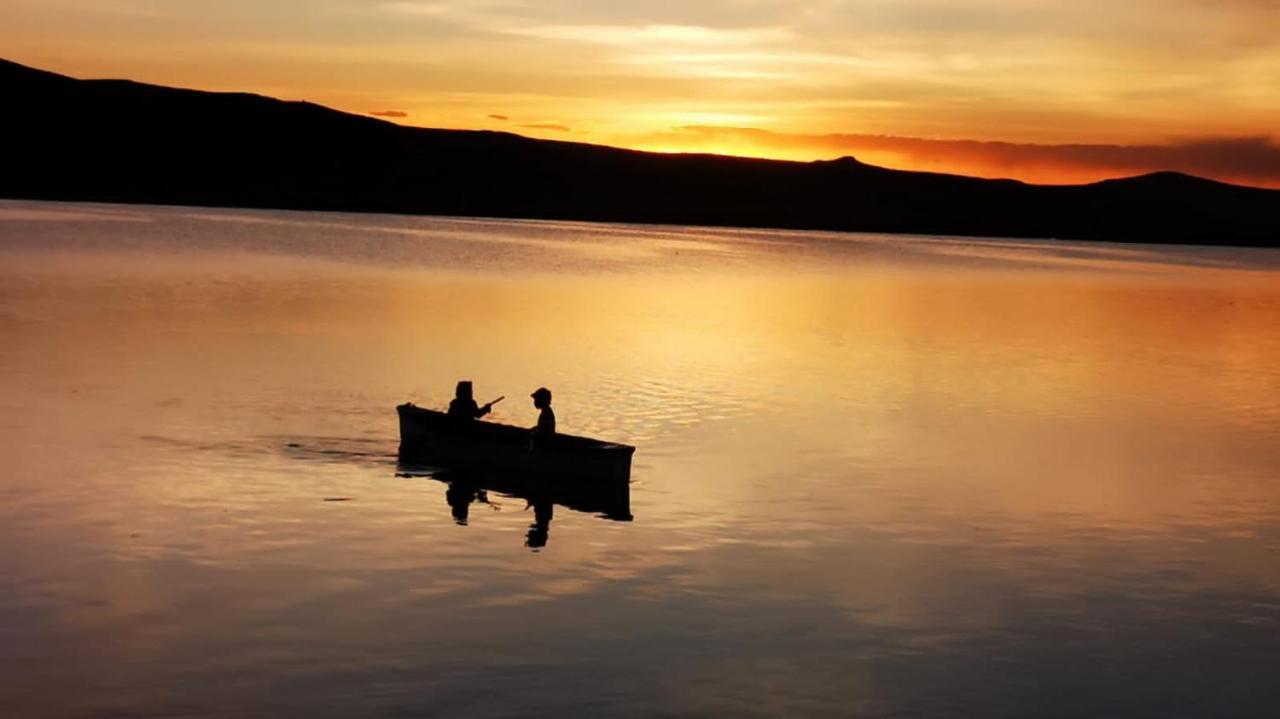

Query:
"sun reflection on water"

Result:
[[2, 201, 1280, 716]]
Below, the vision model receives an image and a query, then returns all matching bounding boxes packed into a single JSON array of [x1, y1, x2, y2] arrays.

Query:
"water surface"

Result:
[[3, 200, 1279, 717]]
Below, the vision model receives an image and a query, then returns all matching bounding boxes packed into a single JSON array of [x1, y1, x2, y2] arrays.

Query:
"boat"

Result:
[[396, 403, 635, 481]]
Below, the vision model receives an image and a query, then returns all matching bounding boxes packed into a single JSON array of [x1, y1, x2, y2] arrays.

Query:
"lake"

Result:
[[2, 200, 1279, 718]]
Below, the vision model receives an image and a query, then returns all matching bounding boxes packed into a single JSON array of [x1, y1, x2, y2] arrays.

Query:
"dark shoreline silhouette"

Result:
[[3, 57, 1277, 248]]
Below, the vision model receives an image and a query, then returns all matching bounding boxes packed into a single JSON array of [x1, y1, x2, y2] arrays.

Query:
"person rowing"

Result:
[[447, 381, 502, 420]]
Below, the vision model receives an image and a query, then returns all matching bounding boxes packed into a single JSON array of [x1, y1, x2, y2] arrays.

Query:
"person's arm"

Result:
[[476, 402, 492, 418]]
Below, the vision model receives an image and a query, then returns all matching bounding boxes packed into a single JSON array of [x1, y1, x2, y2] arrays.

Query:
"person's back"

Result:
[[447, 380, 492, 420], [447, 396, 480, 418], [537, 405, 556, 436]]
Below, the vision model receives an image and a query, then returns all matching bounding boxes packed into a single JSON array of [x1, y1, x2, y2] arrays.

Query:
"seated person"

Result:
[[447, 381, 493, 419]]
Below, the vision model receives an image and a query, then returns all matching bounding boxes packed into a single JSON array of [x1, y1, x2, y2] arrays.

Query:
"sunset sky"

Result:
[[4, 0, 1279, 186]]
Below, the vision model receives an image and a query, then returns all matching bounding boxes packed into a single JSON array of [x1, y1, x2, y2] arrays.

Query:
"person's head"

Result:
[[531, 387, 552, 409], [525, 523, 549, 549], [455, 381, 473, 400]]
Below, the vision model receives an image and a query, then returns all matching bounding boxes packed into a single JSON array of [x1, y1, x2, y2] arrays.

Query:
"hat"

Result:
[[531, 387, 552, 402]]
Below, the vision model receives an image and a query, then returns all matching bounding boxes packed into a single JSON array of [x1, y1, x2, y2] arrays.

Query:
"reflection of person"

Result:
[[525, 498, 554, 549], [445, 481, 488, 525], [448, 381, 493, 420], [530, 387, 555, 448]]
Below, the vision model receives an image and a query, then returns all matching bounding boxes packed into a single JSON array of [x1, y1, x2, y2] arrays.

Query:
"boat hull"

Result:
[[396, 403, 635, 482]]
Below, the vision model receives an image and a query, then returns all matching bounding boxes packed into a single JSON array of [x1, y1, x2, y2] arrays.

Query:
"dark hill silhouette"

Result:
[[2, 57, 1277, 247]]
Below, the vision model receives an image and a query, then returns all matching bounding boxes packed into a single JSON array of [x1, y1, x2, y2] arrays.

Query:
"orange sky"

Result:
[[4, 0, 1279, 186]]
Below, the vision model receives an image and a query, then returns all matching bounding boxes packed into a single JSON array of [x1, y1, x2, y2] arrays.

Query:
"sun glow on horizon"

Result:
[[3, 0, 1278, 187]]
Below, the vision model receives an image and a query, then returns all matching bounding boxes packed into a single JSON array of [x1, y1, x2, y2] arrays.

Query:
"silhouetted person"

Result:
[[448, 381, 493, 420], [530, 387, 555, 449]]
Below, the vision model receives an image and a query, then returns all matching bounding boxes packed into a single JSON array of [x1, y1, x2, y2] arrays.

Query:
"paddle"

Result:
[[485, 396, 505, 409]]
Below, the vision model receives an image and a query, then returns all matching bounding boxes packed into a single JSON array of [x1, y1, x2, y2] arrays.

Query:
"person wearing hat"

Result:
[[530, 387, 556, 448], [447, 380, 494, 420]]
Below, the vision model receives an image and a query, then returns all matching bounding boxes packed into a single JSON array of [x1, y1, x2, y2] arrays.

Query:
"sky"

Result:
[[4, 0, 1279, 186]]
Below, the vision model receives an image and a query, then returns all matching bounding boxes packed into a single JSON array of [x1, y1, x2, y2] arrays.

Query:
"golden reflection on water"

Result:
[[2, 201, 1280, 716], [4, 250, 1279, 524]]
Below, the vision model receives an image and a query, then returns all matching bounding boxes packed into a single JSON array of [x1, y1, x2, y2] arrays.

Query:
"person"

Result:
[[530, 386, 555, 448], [447, 380, 493, 420]]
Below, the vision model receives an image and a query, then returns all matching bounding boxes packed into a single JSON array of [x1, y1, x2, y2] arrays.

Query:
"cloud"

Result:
[[503, 23, 791, 48], [14, 0, 1278, 171], [624, 126, 1280, 188], [521, 122, 572, 132], [369, 110, 408, 118], [379, 0, 800, 31]]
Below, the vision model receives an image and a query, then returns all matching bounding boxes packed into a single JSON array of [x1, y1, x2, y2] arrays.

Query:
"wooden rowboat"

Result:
[[396, 403, 635, 481]]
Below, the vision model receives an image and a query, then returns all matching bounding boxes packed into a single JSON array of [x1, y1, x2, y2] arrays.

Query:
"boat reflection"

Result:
[[397, 461, 633, 549]]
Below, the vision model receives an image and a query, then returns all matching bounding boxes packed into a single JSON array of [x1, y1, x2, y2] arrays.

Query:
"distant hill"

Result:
[[2, 57, 1277, 247]]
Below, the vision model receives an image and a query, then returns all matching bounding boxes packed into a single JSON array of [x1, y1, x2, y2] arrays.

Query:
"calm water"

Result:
[[2, 200, 1279, 718]]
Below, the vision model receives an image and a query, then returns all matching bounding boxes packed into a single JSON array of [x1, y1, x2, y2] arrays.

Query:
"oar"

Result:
[[485, 396, 505, 408]]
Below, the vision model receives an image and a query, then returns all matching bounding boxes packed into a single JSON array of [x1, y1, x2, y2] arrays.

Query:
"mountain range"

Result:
[[2, 57, 1276, 247]]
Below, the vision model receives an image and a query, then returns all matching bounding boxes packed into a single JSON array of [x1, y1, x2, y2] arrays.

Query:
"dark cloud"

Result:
[[521, 122, 572, 132], [649, 126, 1280, 188], [488, 114, 509, 121], [369, 110, 408, 118]]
